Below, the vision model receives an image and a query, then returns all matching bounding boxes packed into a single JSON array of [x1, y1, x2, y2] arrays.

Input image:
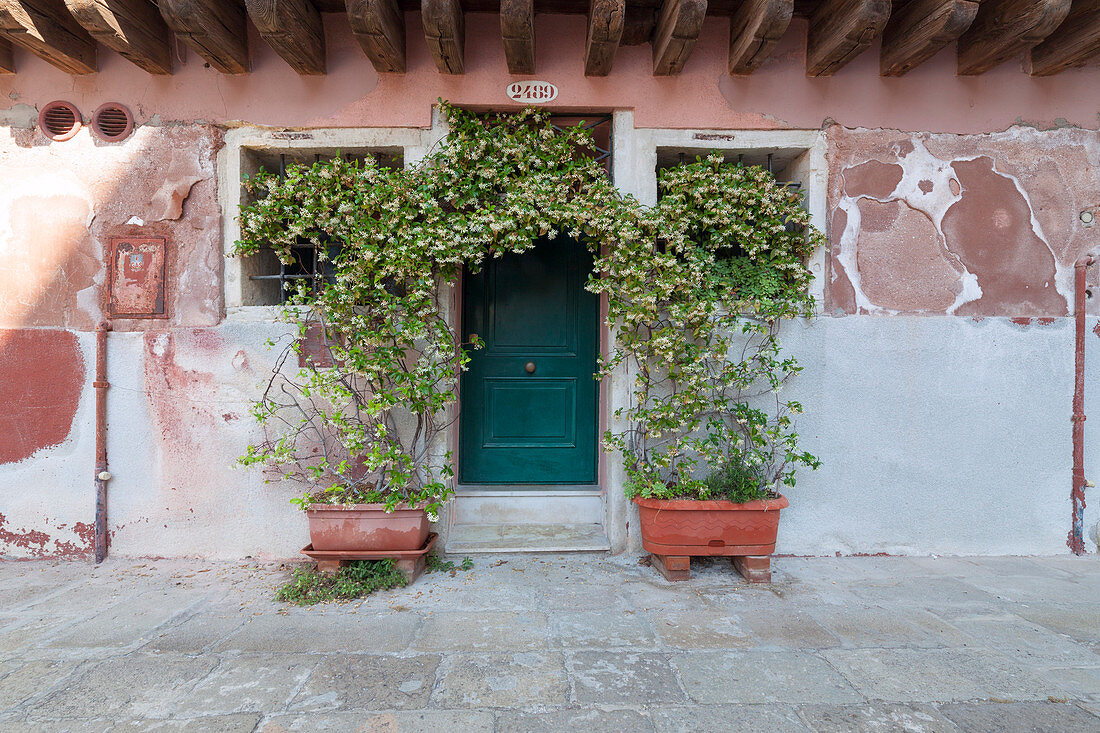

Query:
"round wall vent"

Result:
[[38, 101, 82, 142], [91, 103, 134, 142]]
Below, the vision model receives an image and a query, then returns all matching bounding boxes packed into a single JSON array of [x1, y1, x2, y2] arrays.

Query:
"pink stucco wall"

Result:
[[0, 10, 1099, 558], [0, 15, 1097, 133]]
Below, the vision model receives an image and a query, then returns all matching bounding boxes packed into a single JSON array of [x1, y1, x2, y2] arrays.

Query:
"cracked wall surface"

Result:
[[0, 125, 224, 331], [827, 126, 1100, 317]]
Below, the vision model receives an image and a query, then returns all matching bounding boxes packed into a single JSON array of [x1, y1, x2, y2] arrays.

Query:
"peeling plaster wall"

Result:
[[827, 126, 1100, 318], [106, 323, 306, 559], [0, 124, 224, 331], [0, 26, 1098, 557], [0, 331, 96, 558], [0, 123, 307, 559]]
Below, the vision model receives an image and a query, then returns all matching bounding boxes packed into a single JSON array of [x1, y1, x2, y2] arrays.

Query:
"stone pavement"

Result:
[[1, 554, 1099, 732]]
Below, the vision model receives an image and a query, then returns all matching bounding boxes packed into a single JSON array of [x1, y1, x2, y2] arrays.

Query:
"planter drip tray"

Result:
[[301, 533, 438, 583]]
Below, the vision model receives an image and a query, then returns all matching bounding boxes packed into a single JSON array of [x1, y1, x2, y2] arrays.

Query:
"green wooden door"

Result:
[[460, 236, 599, 484]]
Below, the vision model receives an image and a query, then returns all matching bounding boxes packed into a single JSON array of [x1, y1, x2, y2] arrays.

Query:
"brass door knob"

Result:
[[525, 361, 536, 374]]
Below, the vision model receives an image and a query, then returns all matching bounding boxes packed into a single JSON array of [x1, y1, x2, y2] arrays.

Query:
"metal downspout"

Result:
[[94, 320, 111, 563], [1071, 257, 1094, 555]]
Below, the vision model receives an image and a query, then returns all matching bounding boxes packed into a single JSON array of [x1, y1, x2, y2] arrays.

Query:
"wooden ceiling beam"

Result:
[[880, 0, 978, 76], [622, 4, 657, 45], [652, 0, 707, 75], [1027, 0, 1100, 76], [158, 0, 249, 74], [346, 0, 405, 72], [246, 0, 325, 75], [805, 0, 891, 76], [0, 0, 97, 74], [422, 0, 464, 73], [64, 0, 172, 75], [0, 35, 12, 72], [500, 0, 534, 74], [727, 0, 792, 74], [585, 0, 624, 75], [957, 0, 1072, 74]]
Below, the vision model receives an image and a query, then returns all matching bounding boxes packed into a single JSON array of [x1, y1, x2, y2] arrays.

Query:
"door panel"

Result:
[[484, 378, 575, 446], [460, 236, 598, 484]]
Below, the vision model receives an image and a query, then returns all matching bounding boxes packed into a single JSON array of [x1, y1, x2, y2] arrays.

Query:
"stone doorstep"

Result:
[[449, 489, 603, 525], [445, 523, 611, 553]]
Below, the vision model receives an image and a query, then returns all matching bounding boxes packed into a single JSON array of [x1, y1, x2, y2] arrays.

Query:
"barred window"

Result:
[[239, 148, 403, 305]]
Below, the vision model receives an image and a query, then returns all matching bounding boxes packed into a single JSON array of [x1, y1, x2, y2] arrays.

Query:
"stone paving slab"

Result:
[[0, 714, 263, 733], [676, 649, 863, 705], [212, 612, 421, 654], [31, 654, 218, 719], [290, 654, 441, 711], [187, 655, 317, 716], [569, 651, 686, 705], [0, 554, 1098, 731], [795, 702, 963, 732], [432, 651, 568, 708], [822, 647, 1062, 703], [412, 611, 548, 651], [259, 710, 495, 732], [938, 701, 1100, 732], [550, 611, 659, 649], [652, 703, 811, 733], [495, 706, 653, 732]]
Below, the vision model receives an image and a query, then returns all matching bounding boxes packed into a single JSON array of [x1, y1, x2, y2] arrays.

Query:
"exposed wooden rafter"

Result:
[[1027, 0, 1100, 76], [500, 0, 534, 74], [0, 0, 1093, 79], [727, 0, 792, 74], [422, 0, 464, 74], [957, 0, 1072, 74], [652, 0, 707, 75], [0, 35, 12, 72], [246, 0, 325, 75], [880, 0, 978, 76], [346, 0, 405, 73], [64, 0, 173, 75], [585, 0, 625, 75], [622, 4, 657, 45], [805, 0, 890, 76], [0, 0, 97, 74], [158, 0, 249, 75]]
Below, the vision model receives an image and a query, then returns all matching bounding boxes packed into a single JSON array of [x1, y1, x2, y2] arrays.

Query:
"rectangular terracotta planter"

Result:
[[633, 495, 789, 556], [306, 502, 429, 552]]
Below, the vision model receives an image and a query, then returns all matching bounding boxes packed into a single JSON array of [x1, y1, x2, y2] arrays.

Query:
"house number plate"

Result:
[[506, 81, 558, 104]]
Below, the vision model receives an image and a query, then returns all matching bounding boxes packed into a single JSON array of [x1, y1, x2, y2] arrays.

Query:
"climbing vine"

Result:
[[234, 102, 823, 515]]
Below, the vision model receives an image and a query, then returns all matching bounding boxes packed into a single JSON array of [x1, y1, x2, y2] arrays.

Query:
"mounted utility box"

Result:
[[108, 236, 167, 319]]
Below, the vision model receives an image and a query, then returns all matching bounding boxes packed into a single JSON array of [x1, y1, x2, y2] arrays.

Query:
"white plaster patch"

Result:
[[150, 332, 169, 357], [891, 139, 963, 230], [835, 197, 882, 314]]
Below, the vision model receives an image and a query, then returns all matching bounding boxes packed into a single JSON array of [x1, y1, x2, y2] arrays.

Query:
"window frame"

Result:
[[220, 123, 442, 318]]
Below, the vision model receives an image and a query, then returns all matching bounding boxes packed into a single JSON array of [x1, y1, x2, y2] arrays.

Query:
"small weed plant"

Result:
[[275, 560, 407, 606], [426, 554, 474, 573]]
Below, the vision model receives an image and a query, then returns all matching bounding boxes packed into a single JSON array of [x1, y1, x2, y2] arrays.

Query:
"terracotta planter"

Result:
[[633, 495, 789, 557], [306, 503, 430, 552]]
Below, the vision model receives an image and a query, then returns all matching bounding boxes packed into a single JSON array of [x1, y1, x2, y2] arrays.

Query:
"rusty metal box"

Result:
[[108, 236, 167, 318]]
